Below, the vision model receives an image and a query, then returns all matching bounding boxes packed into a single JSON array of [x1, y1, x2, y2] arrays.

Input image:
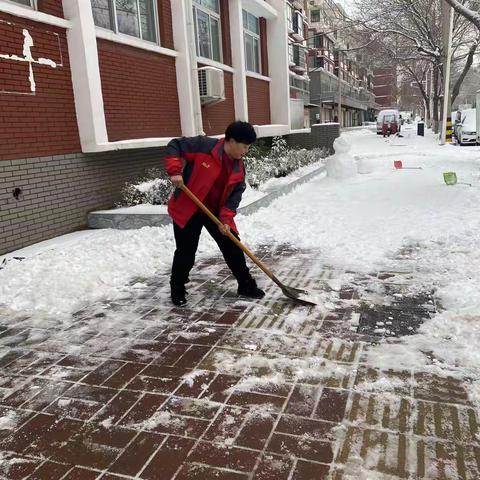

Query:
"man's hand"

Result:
[[170, 175, 184, 188], [219, 224, 231, 236]]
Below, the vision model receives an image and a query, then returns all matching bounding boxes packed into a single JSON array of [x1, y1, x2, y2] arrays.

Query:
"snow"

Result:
[[2, 124, 480, 408], [95, 204, 168, 215], [0, 410, 17, 430]]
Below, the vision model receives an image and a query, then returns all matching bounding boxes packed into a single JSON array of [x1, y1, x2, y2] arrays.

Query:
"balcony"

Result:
[[292, 45, 307, 72], [310, 69, 377, 111], [290, 74, 310, 105]]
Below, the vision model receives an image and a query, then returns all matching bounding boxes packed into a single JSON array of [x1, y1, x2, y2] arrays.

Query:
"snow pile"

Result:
[[0, 227, 175, 315], [326, 136, 357, 179], [0, 410, 17, 430]]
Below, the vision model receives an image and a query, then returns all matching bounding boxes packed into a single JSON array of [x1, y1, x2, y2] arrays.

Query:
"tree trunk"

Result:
[[451, 41, 479, 103], [432, 66, 440, 134]]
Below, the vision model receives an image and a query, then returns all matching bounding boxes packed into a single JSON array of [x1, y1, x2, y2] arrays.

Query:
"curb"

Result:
[[88, 165, 326, 230]]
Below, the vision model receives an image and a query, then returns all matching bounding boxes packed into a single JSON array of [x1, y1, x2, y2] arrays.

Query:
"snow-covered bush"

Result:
[[244, 136, 328, 189], [119, 137, 329, 205], [118, 168, 173, 207]]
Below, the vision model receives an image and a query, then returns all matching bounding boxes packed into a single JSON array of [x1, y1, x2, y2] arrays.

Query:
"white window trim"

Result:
[[192, 0, 223, 63], [286, 2, 293, 33], [196, 55, 234, 73], [246, 71, 270, 82], [243, 10, 261, 74], [4, 0, 35, 8], [92, 0, 160, 45], [0, 1, 70, 28], [95, 27, 177, 57]]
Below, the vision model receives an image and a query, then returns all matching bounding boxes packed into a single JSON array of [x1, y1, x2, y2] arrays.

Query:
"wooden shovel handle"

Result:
[[180, 184, 275, 280]]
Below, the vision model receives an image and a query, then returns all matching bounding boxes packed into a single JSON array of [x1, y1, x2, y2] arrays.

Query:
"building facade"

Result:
[[372, 66, 397, 109], [0, 0, 306, 255], [306, 0, 379, 126], [286, 0, 310, 130]]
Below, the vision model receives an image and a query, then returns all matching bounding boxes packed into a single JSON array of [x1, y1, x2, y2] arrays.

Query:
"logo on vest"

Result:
[[201, 162, 211, 169]]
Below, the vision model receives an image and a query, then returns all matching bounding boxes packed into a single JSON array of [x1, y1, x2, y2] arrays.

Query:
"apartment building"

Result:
[[286, 0, 310, 129], [306, 0, 378, 126], [373, 66, 397, 109], [0, 0, 302, 254]]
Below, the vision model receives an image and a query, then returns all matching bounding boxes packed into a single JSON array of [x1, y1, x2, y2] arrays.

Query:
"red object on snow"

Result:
[[394, 160, 403, 169], [393, 160, 423, 170]]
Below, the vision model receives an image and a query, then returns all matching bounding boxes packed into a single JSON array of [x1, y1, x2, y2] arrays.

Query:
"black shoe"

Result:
[[171, 284, 187, 306], [237, 279, 265, 299]]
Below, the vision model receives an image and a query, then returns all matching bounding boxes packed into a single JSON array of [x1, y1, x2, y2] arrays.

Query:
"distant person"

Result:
[[164, 121, 265, 306]]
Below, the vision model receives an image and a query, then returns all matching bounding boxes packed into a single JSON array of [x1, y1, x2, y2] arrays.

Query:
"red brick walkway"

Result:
[[0, 245, 478, 479]]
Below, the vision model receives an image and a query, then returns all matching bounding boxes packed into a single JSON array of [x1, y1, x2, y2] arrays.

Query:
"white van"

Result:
[[376, 109, 401, 135]]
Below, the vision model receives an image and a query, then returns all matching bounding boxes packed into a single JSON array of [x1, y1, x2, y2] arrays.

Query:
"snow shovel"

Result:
[[394, 160, 422, 170], [180, 184, 316, 307], [443, 172, 471, 187]]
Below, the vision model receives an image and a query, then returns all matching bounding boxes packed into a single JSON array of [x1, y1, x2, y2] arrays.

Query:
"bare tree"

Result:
[[351, 0, 478, 131], [444, 0, 480, 30]]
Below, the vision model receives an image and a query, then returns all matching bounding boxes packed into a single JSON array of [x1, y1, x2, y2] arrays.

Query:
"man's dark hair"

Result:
[[224, 121, 256, 144]]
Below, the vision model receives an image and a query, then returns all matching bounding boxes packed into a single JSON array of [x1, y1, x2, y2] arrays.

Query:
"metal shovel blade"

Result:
[[273, 276, 316, 306]]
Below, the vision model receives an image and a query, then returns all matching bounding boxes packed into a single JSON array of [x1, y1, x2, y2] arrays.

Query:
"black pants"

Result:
[[171, 213, 252, 287]]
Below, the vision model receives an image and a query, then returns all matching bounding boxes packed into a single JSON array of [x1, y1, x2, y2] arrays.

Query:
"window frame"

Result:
[[91, 0, 160, 45], [286, 2, 293, 32], [242, 10, 261, 74], [5, 0, 36, 8], [293, 10, 304, 39], [311, 9, 320, 23], [192, 0, 223, 63]]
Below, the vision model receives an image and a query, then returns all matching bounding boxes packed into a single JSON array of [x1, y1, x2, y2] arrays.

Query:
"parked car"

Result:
[[376, 109, 401, 135], [456, 108, 477, 146]]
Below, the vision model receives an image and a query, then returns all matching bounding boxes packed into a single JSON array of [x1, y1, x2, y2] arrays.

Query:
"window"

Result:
[[243, 10, 260, 73], [311, 10, 320, 23], [286, 3, 293, 31], [193, 0, 221, 62], [91, 0, 158, 43], [8, 0, 35, 6], [288, 43, 294, 65], [292, 11, 304, 39]]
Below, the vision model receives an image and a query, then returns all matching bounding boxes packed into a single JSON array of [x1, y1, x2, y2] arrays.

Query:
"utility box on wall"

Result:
[[198, 67, 225, 104]]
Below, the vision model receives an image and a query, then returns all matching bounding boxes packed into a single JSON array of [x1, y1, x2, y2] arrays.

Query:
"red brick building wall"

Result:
[[0, 13, 81, 161], [97, 40, 182, 141], [37, 0, 64, 18], [247, 77, 270, 125], [373, 66, 396, 108], [260, 18, 268, 77], [157, 0, 174, 50], [220, 0, 232, 67], [201, 71, 235, 135]]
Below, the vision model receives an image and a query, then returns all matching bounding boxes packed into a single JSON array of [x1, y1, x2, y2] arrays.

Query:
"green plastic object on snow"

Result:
[[443, 171, 472, 187], [443, 172, 458, 185]]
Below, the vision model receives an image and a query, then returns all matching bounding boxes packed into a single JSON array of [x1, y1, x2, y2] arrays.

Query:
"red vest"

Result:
[[165, 137, 246, 233]]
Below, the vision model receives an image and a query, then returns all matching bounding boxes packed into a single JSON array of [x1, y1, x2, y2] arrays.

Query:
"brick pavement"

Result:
[[0, 245, 478, 479]]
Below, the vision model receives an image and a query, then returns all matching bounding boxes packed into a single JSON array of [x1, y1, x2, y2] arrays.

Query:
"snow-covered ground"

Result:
[[2, 125, 480, 403]]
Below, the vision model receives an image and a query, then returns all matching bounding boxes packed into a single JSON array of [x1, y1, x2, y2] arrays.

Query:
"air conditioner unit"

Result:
[[198, 67, 225, 104]]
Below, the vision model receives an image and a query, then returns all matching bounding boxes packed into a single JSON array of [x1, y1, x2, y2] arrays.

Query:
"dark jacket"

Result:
[[165, 136, 246, 233]]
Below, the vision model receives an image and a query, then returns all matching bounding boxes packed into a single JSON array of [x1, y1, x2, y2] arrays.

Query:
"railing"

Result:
[[310, 69, 377, 110]]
